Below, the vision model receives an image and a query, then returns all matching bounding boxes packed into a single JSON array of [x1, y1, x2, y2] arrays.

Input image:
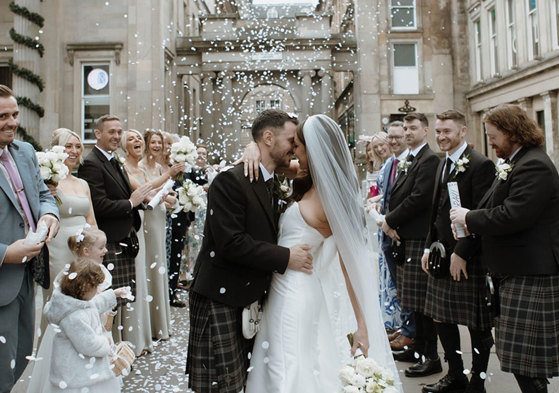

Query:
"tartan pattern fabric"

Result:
[[495, 274, 559, 378], [396, 239, 428, 312], [104, 241, 136, 306], [424, 257, 493, 330], [187, 291, 252, 393]]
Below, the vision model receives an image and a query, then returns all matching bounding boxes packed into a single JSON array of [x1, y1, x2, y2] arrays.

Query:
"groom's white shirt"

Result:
[[259, 163, 274, 182]]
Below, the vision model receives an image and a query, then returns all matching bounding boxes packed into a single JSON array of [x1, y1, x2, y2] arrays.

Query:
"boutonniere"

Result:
[[114, 151, 126, 167], [451, 154, 470, 179], [397, 159, 412, 175], [496, 161, 513, 181], [273, 174, 292, 213]]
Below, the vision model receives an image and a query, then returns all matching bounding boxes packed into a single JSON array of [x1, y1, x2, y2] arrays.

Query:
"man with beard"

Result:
[[187, 109, 313, 393], [451, 105, 559, 393]]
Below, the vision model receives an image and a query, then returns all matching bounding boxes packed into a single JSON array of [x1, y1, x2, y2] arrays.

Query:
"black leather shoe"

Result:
[[405, 357, 442, 378], [422, 374, 468, 392], [170, 297, 186, 308], [464, 375, 486, 393], [393, 347, 419, 362]]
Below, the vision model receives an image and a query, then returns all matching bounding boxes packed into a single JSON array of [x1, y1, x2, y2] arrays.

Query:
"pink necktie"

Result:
[[390, 158, 399, 184], [1, 150, 36, 232]]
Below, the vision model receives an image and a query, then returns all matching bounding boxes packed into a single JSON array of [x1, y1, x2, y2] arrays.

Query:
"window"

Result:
[[489, 8, 499, 75], [527, 0, 539, 59], [474, 19, 482, 81], [82, 63, 110, 142], [270, 99, 280, 109], [0, 66, 11, 88], [506, 0, 517, 68], [390, 0, 415, 29], [554, 0, 559, 47], [255, 100, 266, 113], [393, 43, 418, 94]]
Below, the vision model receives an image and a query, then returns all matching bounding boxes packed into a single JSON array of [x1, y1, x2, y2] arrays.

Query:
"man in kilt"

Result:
[[187, 110, 313, 393], [451, 104, 559, 393], [381, 112, 440, 377], [421, 110, 495, 393], [79, 115, 152, 310]]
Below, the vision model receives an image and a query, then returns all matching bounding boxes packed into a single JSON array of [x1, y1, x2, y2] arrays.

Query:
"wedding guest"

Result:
[[451, 104, 559, 393], [0, 85, 59, 393], [365, 132, 391, 193], [44, 258, 127, 393], [41, 129, 96, 336], [421, 110, 495, 393], [381, 113, 441, 377]]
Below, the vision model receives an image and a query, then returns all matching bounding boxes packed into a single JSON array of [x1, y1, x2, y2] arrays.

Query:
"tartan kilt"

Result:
[[396, 239, 429, 312], [187, 291, 253, 393], [424, 256, 493, 330], [495, 274, 559, 378], [104, 241, 136, 306]]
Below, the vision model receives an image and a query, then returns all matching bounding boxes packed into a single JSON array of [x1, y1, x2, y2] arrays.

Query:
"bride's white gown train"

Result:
[[246, 203, 400, 393]]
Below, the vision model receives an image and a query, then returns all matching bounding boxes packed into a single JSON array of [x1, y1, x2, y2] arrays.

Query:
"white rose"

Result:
[[498, 171, 508, 180], [343, 386, 360, 393], [51, 145, 65, 154], [193, 197, 203, 206], [40, 166, 52, 180], [280, 184, 289, 192], [36, 152, 47, 165], [461, 157, 469, 164], [339, 365, 355, 385], [45, 151, 57, 162], [355, 357, 378, 378], [365, 380, 378, 393], [381, 370, 395, 385], [52, 162, 65, 173], [349, 373, 366, 388]]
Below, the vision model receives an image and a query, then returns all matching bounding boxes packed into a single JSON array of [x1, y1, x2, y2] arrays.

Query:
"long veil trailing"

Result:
[[303, 115, 402, 391]]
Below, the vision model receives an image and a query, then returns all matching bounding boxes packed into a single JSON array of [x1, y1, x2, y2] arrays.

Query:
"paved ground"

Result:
[[12, 290, 559, 393]]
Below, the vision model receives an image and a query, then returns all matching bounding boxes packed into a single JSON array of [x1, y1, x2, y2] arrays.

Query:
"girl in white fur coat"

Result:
[[44, 258, 128, 393]]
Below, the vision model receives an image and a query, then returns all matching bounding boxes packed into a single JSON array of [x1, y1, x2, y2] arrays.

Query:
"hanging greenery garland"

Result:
[[8, 58, 44, 91], [16, 125, 43, 151], [9, 28, 44, 57], [9, 2, 44, 27], [16, 96, 45, 118]]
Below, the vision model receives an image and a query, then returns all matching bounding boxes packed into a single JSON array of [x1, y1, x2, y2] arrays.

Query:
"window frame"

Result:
[[527, 0, 540, 60], [489, 7, 499, 76], [473, 17, 483, 82], [390, 0, 416, 30], [391, 42, 419, 95], [506, 0, 518, 68], [80, 61, 111, 143]]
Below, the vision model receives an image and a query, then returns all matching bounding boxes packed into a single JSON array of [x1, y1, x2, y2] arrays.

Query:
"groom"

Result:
[[187, 109, 313, 393]]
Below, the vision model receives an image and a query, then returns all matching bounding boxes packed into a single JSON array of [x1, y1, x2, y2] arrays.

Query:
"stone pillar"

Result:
[[299, 70, 314, 120], [200, 72, 215, 142], [516, 97, 533, 116], [318, 70, 333, 116], [541, 91, 558, 165], [13, 0, 42, 143]]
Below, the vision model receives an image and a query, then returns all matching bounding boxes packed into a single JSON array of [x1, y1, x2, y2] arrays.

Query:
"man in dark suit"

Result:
[[451, 104, 559, 393], [78, 115, 152, 309], [421, 110, 495, 393], [0, 85, 59, 393], [381, 112, 440, 377], [187, 110, 313, 393]]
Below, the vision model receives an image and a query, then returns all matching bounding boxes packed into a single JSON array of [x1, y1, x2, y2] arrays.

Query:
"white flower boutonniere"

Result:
[[274, 174, 292, 213], [496, 162, 513, 181], [452, 154, 470, 179], [397, 159, 412, 175]]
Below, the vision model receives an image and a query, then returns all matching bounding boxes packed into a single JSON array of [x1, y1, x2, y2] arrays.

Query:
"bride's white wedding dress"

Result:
[[246, 202, 392, 393]]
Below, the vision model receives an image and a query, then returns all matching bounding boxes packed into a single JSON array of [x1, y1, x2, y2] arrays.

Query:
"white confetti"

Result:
[[150, 262, 157, 269], [479, 371, 487, 379], [0, 336, 5, 344], [10, 359, 15, 369], [210, 251, 216, 257], [107, 263, 114, 271], [219, 287, 226, 294], [262, 341, 269, 349], [146, 295, 153, 302], [59, 380, 67, 389], [68, 272, 77, 280], [158, 266, 166, 275]]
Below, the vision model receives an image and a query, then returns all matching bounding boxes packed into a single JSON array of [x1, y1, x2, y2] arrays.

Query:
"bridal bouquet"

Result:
[[175, 179, 206, 213], [36, 146, 69, 205], [169, 136, 197, 180], [339, 356, 398, 393]]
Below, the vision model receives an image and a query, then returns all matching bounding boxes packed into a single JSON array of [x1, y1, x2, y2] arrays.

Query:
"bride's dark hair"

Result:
[[290, 121, 313, 202]]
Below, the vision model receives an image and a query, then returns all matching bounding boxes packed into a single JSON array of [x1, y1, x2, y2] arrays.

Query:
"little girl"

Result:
[[44, 258, 128, 392]]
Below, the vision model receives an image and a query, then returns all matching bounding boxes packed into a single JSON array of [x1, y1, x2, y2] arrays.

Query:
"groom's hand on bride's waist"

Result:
[[287, 244, 313, 274]]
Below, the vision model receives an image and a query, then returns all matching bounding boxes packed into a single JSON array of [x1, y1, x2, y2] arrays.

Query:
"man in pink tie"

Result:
[[0, 85, 59, 393]]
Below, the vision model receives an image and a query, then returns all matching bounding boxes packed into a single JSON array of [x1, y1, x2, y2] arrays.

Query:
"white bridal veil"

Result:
[[303, 115, 402, 390]]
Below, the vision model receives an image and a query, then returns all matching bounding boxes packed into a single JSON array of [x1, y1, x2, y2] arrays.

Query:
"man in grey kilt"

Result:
[[187, 110, 313, 393], [381, 112, 440, 377], [451, 104, 559, 393], [421, 110, 495, 393]]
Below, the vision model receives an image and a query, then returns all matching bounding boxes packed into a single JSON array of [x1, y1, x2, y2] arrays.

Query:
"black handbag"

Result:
[[392, 239, 406, 266], [123, 231, 140, 259], [428, 241, 450, 278]]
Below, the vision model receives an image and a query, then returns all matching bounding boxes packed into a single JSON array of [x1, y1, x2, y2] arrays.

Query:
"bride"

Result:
[[245, 115, 401, 393]]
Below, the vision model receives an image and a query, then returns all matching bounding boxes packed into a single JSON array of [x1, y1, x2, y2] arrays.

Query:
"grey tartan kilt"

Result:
[[187, 291, 253, 393], [396, 239, 429, 312], [104, 241, 136, 306], [495, 274, 559, 378], [424, 257, 493, 330]]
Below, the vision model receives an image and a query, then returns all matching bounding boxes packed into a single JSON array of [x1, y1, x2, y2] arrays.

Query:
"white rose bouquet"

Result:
[[169, 136, 197, 181], [36, 145, 69, 205], [339, 356, 398, 393], [175, 179, 206, 213]]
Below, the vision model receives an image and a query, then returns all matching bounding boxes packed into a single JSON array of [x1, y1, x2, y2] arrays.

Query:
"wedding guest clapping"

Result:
[[450, 104, 559, 393]]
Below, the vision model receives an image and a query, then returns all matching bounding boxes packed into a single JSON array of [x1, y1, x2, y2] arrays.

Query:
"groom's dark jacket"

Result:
[[191, 164, 290, 307]]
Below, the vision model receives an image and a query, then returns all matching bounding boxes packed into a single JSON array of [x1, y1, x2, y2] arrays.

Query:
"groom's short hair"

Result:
[[252, 109, 298, 142]]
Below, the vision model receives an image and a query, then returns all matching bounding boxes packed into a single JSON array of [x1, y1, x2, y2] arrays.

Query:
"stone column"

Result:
[[516, 97, 533, 116], [200, 72, 215, 142], [13, 0, 42, 143], [541, 91, 558, 165], [299, 70, 314, 120], [318, 70, 333, 116]]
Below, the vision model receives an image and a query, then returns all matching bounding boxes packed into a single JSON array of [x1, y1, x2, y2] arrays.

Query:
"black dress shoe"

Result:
[[405, 357, 442, 378], [170, 298, 186, 308], [464, 375, 486, 393], [422, 374, 468, 392], [393, 347, 419, 362]]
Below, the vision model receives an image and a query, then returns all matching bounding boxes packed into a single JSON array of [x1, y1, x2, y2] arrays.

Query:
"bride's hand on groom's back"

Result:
[[287, 244, 313, 274]]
